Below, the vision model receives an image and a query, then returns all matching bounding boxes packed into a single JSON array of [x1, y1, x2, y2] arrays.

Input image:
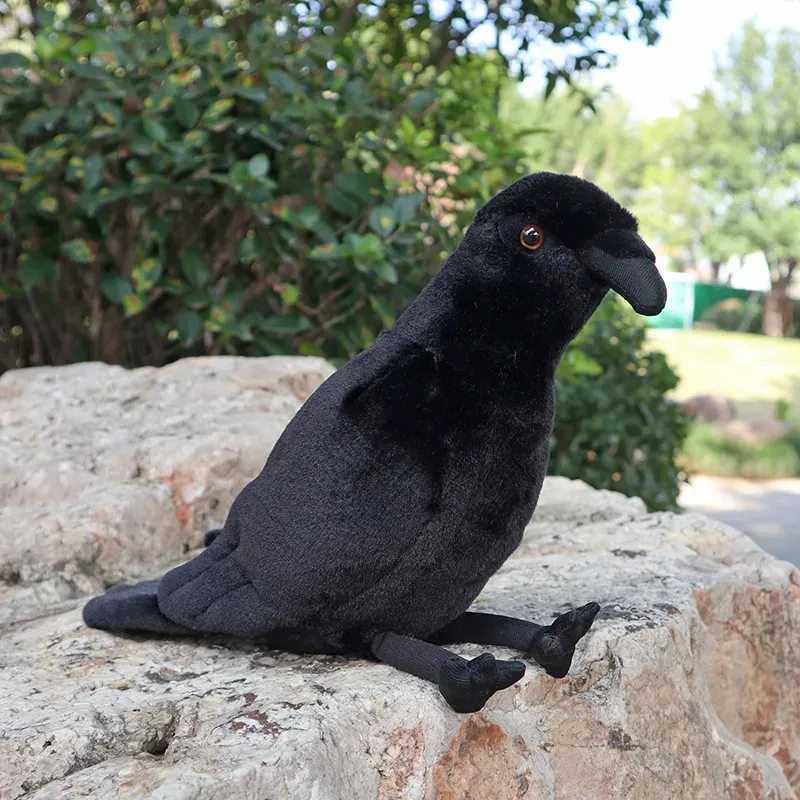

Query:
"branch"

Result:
[[334, 0, 360, 37]]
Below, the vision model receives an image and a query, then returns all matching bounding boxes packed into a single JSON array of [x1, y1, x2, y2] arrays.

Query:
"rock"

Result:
[[1, 357, 799, 799], [683, 394, 737, 423], [0, 357, 334, 626], [714, 420, 792, 445]]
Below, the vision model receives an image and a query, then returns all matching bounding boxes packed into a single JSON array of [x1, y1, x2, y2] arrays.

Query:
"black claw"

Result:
[[495, 659, 526, 690], [438, 653, 526, 713], [530, 602, 601, 679]]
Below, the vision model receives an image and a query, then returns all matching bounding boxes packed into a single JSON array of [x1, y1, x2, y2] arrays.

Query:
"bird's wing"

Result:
[[157, 338, 450, 635]]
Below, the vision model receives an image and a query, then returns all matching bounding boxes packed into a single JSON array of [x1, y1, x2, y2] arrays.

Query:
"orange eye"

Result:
[[520, 224, 544, 250]]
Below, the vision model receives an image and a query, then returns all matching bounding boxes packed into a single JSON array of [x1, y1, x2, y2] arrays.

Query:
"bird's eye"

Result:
[[520, 224, 544, 251]]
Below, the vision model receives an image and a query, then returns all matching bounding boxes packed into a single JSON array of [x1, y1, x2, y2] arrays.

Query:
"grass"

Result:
[[681, 423, 800, 480], [647, 329, 800, 424]]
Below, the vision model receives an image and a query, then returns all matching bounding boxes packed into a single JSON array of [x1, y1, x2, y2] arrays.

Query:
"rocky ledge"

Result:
[[1, 357, 798, 799]]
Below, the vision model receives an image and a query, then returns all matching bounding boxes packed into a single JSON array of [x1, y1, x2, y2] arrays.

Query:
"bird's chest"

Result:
[[446, 403, 552, 544]]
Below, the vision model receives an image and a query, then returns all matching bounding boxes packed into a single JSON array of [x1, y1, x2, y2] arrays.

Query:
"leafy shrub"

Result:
[[550, 296, 690, 511], [682, 423, 800, 480], [0, 7, 688, 510], [701, 298, 762, 333], [0, 8, 525, 370]]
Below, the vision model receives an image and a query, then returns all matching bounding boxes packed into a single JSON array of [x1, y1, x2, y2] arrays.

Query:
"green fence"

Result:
[[647, 275, 764, 330]]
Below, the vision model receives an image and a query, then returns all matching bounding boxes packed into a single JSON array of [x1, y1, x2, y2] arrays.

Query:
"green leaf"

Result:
[[370, 261, 398, 283], [89, 125, 117, 140], [233, 86, 269, 103], [177, 309, 203, 341], [248, 124, 282, 149], [248, 153, 270, 179], [20, 109, 64, 138], [96, 101, 121, 126], [238, 234, 261, 262], [0, 143, 25, 161], [256, 315, 312, 334], [72, 37, 97, 57], [78, 155, 105, 192], [347, 232, 384, 260], [130, 174, 171, 194], [181, 246, 209, 288], [368, 205, 397, 236], [0, 158, 25, 175], [410, 90, 437, 111], [268, 70, 302, 95], [101, 273, 133, 304], [122, 292, 148, 317], [183, 290, 211, 308], [392, 192, 425, 224], [297, 342, 326, 357], [34, 7, 55, 27], [334, 171, 377, 204], [323, 187, 360, 215], [277, 283, 300, 306], [0, 53, 32, 68], [35, 33, 56, 61], [183, 129, 208, 148], [67, 106, 95, 131], [309, 242, 344, 260], [203, 98, 235, 121], [36, 196, 59, 214], [142, 117, 168, 143], [18, 253, 57, 289], [63, 62, 111, 81], [131, 258, 163, 292], [60, 238, 95, 263], [174, 99, 200, 129]]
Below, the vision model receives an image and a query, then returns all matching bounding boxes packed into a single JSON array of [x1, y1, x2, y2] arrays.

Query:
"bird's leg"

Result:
[[369, 631, 526, 713], [429, 603, 600, 679]]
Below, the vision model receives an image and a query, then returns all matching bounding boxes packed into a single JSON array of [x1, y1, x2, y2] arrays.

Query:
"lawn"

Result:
[[646, 329, 800, 423]]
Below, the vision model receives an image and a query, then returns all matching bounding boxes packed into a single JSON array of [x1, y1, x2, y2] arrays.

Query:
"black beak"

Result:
[[581, 229, 667, 316]]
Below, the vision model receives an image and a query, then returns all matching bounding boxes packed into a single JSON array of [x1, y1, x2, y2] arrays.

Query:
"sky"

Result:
[[602, 0, 800, 119]]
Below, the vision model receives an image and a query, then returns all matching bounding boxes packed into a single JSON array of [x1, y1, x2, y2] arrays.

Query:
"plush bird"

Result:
[[84, 172, 666, 713]]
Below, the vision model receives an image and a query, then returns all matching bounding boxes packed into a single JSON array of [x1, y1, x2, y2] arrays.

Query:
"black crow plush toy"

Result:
[[84, 172, 667, 713]]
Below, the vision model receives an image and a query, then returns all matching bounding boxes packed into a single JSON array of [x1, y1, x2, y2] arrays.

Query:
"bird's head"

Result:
[[476, 170, 664, 310], [396, 173, 667, 371]]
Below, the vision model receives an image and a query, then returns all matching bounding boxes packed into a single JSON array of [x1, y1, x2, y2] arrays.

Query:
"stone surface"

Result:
[[1, 358, 799, 799], [683, 394, 737, 423], [0, 357, 334, 626]]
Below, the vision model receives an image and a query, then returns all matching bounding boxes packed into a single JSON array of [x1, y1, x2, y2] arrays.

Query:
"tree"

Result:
[[666, 23, 800, 336], [0, 0, 671, 370], [635, 114, 750, 278], [500, 86, 646, 207], [3, 1, 669, 83]]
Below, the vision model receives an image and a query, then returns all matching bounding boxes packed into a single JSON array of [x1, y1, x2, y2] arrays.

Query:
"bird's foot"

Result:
[[438, 652, 526, 713], [529, 602, 600, 679]]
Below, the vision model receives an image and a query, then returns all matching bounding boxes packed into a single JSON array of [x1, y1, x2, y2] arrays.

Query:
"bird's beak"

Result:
[[580, 229, 667, 316]]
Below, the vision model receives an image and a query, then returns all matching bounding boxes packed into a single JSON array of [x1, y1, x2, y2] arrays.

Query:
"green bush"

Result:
[[682, 423, 800, 480], [0, 7, 687, 510], [0, 8, 524, 370], [550, 297, 690, 511], [701, 297, 763, 333]]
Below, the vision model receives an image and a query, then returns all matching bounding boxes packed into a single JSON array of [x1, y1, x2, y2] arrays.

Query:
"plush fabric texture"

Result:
[[83, 172, 667, 712]]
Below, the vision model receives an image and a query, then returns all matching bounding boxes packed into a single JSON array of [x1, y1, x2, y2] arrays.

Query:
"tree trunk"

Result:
[[762, 259, 796, 337]]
